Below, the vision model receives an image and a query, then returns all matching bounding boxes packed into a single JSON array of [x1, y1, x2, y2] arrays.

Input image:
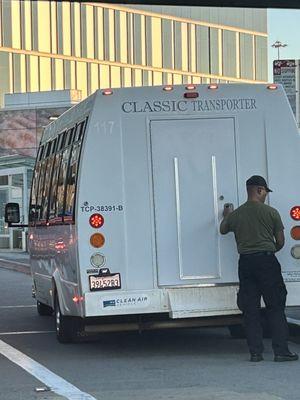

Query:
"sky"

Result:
[[268, 9, 300, 81]]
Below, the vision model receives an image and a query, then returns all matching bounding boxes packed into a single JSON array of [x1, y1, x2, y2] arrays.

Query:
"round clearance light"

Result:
[[163, 85, 173, 91], [90, 233, 105, 248], [291, 226, 300, 240], [186, 84, 196, 90], [291, 245, 300, 259], [267, 84, 278, 90], [290, 206, 300, 221], [89, 213, 104, 228], [90, 253, 106, 267], [102, 89, 113, 95], [208, 84, 218, 90]]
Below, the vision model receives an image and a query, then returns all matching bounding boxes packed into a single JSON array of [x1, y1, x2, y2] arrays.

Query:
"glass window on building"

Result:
[[2, 1, 12, 47], [162, 19, 174, 70], [64, 60, 76, 90], [115, 11, 128, 64], [21, 1, 32, 51], [0, 52, 11, 104], [173, 74, 182, 84], [240, 33, 254, 80], [223, 30, 237, 78], [196, 25, 209, 74], [111, 66, 121, 88], [209, 28, 220, 76], [122, 68, 132, 87], [62, 2, 71, 56], [181, 23, 188, 72], [151, 17, 162, 69], [174, 21, 182, 71], [89, 64, 99, 94], [133, 69, 142, 87], [53, 59, 64, 90], [86, 5, 95, 59], [11, 0, 21, 49], [0, 188, 9, 237], [13, 53, 27, 93], [103, 8, 115, 62], [95, 7, 104, 60], [134, 14, 146, 66], [188, 24, 196, 73], [255, 36, 267, 81], [27, 55, 39, 92], [153, 71, 162, 85], [50, 1, 57, 54], [39, 57, 52, 91], [143, 70, 152, 86], [163, 72, 173, 85], [99, 64, 110, 88], [37, 2, 51, 52], [76, 62, 87, 97]]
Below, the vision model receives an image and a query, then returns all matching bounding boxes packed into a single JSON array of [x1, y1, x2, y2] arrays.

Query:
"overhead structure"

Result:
[[87, 0, 299, 9]]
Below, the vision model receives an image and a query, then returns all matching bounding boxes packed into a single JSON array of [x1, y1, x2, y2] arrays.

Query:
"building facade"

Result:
[[0, 1, 268, 107]]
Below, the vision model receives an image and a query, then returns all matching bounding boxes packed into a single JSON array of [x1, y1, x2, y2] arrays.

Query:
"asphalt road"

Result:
[[1, 267, 300, 400]]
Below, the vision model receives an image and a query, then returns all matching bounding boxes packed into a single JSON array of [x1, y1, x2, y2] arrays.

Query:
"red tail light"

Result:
[[89, 213, 104, 228], [290, 206, 300, 221]]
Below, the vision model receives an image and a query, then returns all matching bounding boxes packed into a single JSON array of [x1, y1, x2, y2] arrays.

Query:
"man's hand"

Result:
[[223, 203, 234, 218]]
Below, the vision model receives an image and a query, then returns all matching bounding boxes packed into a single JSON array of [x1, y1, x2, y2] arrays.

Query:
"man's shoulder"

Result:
[[260, 202, 280, 215]]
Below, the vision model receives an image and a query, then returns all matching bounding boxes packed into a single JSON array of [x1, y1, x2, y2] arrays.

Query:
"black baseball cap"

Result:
[[246, 175, 272, 192]]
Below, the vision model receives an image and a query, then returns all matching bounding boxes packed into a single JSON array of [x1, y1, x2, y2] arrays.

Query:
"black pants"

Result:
[[238, 253, 289, 356]]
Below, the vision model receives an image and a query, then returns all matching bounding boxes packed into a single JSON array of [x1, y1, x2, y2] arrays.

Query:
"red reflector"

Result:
[[89, 213, 104, 228], [290, 206, 300, 220], [184, 92, 199, 98]]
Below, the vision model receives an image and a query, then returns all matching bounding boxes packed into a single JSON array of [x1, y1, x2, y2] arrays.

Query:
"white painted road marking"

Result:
[[0, 305, 35, 309], [0, 330, 55, 336], [287, 317, 300, 326], [0, 339, 98, 400], [0, 258, 29, 267]]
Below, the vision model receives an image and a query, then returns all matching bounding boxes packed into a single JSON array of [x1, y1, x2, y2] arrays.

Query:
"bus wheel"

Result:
[[54, 294, 73, 343], [37, 301, 53, 316]]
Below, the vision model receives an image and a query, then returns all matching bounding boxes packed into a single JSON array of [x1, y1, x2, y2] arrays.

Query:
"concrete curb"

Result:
[[0, 259, 30, 275]]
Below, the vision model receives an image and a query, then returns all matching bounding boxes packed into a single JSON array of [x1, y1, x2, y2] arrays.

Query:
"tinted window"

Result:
[[64, 143, 81, 221]]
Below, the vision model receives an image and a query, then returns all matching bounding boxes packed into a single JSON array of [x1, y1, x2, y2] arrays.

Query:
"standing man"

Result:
[[220, 175, 298, 362]]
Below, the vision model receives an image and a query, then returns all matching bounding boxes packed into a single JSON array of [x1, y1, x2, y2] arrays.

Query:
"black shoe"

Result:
[[274, 352, 299, 362], [250, 354, 264, 362]]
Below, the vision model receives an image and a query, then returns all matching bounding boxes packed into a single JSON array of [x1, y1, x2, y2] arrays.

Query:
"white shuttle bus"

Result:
[[6, 83, 300, 342]]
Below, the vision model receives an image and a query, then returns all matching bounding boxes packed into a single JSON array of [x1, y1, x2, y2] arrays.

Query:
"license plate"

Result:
[[89, 273, 121, 291]]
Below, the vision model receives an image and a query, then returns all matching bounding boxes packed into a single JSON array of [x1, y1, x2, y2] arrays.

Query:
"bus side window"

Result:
[[41, 139, 57, 221], [35, 142, 51, 222], [48, 152, 63, 222], [64, 143, 81, 222], [29, 145, 44, 224], [56, 146, 72, 219]]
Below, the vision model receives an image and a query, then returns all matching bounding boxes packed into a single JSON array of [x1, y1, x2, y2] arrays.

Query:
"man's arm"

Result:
[[274, 230, 285, 252]]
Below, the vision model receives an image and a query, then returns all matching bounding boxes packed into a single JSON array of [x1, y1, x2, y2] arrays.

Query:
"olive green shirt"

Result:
[[220, 201, 284, 254]]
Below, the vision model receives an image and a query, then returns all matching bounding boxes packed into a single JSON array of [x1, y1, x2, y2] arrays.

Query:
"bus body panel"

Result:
[[29, 84, 300, 325]]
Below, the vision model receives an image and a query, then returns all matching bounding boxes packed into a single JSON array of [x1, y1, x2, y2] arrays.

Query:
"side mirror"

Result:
[[5, 203, 20, 224]]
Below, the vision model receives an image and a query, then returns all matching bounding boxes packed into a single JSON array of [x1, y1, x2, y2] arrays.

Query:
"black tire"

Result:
[[228, 324, 246, 338], [54, 294, 74, 343], [37, 301, 53, 316]]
